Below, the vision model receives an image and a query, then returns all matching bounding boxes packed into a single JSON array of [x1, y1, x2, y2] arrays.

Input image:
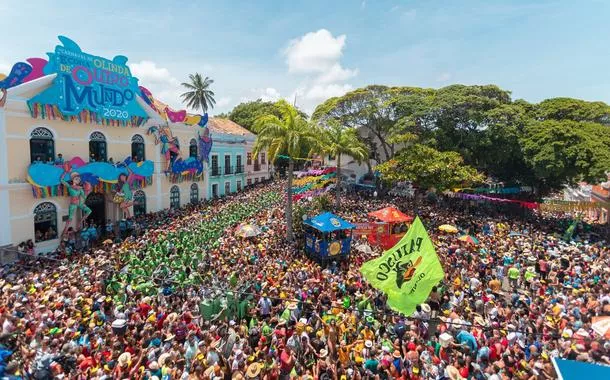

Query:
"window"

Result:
[[224, 155, 231, 174], [30, 127, 55, 163], [236, 155, 243, 173], [190, 183, 199, 204], [189, 138, 198, 158], [211, 155, 219, 176], [212, 183, 218, 198], [133, 190, 146, 216], [225, 181, 231, 195], [34, 202, 57, 242], [131, 134, 145, 162], [255, 178, 259, 184], [236, 180, 242, 192], [254, 154, 260, 171], [89, 132, 107, 162], [247, 152, 252, 165], [170, 185, 180, 209], [261, 153, 266, 165], [247, 178, 252, 186]]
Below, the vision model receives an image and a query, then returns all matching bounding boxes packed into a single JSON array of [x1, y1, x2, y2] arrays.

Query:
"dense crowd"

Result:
[[0, 180, 609, 379]]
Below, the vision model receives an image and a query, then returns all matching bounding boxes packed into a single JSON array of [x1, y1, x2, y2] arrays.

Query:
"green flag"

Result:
[[360, 216, 444, 315], [562, 216, 580, 241]]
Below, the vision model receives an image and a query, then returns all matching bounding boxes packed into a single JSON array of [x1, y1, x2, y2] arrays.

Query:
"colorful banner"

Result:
[[449, 192, 539, 209], [453, 186, 533, 194], [360, 217, 444, 316], [540, 200, 610, 212], [28, 36, 148, 124]]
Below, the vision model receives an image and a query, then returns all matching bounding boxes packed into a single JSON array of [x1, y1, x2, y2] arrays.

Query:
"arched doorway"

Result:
[[85, 192, 106, 227]]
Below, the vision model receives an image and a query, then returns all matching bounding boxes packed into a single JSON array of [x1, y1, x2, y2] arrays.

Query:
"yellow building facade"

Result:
[[0, 37, 266, 253]]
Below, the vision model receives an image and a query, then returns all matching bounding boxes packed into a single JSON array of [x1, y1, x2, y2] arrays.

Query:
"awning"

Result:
[[368, 207, 413, 223], [552, 358, 610, 380], [303, 212, 356, 233]]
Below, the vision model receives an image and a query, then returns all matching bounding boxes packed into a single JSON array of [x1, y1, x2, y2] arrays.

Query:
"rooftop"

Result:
[[208, 118, 254, 137]]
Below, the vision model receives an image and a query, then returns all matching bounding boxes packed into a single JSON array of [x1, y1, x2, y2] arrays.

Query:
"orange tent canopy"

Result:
[[368, 207, 413, 223]]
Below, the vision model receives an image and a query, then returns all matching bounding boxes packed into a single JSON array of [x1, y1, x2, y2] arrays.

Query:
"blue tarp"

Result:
[[552, 358, 610, 380], [303, 212, 356, 233]]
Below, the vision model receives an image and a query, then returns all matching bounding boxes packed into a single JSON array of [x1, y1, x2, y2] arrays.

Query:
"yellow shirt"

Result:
[[362, 329, 374, 341]]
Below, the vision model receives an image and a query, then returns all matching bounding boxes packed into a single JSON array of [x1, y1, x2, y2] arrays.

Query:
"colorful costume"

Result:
[[61, 172, 91, 235]]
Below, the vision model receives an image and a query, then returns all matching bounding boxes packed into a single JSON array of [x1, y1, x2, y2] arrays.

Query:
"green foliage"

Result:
[[535, 98, 610, 124], [315, 121, 369, 208], [520, 120, 610, 190], [252, 100, 317, 161], [376, 144, 484, 192], [253, 100, 319, 240], [180, 73, 216, 113], [224, 99, 308, 132]]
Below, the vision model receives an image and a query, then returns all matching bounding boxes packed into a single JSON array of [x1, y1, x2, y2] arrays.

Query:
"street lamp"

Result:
[[373, 191, 378, 198]]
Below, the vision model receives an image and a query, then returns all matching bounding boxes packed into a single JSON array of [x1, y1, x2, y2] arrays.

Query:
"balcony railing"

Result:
[[235, 165, 244, 174], [211, 166, 221, 177], [224, 165, 233, 175]]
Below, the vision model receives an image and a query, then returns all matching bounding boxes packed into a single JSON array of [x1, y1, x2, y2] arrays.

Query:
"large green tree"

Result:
[[224, 99, 308, 131], [312, 85, 424, 163], [376, 144, 484, 192], [520, 120, 610, 192], [317, 122, 369, 208], [180, 73, 216, 113], [253, 100, 318, 241]]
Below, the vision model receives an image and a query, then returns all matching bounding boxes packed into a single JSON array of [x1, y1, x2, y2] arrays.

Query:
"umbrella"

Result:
[[438, 224, 458, 233], [458, 235, 479, 245], [235, 223, 263, 238]]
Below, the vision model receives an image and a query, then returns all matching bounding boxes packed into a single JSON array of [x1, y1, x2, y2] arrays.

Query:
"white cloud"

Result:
[[216, 96, 232, 108], [315, 63, 358, 84], [305, 83, 353, 101], [281, 29, 358, 113], [130, 60, 179, 86], [436, 72, 452, 82], [284, 29, 348, 74]]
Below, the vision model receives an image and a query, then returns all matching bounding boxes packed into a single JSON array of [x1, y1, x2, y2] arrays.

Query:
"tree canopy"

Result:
[[312, 84, 610, 194], [224, 99, 307, 132], [376, 144, 484, 192]]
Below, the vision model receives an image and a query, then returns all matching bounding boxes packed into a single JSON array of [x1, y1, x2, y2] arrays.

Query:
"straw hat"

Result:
[[474, 315, 488, 327], [319, 349, 328, 358], [365, 340, 373, 348], [421, 303, 431, 314], [118, 352, 131, 368], [287, 302, 298, 311], [246, 363, 262, 378], [392, 350, 402, 359]]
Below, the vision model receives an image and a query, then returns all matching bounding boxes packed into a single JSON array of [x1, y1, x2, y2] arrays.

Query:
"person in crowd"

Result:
[[0, 180, 608, 379]]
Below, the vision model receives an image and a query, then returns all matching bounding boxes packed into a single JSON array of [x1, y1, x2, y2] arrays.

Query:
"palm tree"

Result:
[[318, 121, 369, 209], [180, 73, 216, 113], [253, 100, 317, 241]]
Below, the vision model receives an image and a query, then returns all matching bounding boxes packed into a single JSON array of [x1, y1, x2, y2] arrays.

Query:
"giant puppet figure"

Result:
[[147, 125, 181, 171], [60, 169, 92, 236], [113, 167, 137, 219]]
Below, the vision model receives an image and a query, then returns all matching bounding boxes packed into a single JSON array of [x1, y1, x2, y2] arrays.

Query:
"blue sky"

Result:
[[1, 0, 609, 115]]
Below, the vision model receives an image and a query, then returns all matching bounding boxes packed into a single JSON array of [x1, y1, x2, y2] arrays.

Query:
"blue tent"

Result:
[[552, 358, 610, 380], [303, 212, 356, 233], [303, 212, 355, 260]]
